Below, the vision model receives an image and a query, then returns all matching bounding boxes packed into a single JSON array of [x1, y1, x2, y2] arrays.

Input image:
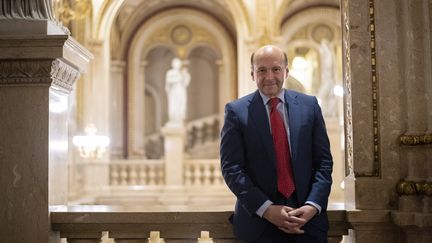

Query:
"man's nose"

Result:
[[265, 71, 275, 80]]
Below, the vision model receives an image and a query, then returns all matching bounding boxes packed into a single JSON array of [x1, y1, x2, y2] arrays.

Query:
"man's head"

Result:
[[250, 45, 289, 97]]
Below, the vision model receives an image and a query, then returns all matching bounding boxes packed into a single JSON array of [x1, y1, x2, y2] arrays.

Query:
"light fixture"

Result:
[[333, 84, 344, 97], [72, 124, 110, 159]]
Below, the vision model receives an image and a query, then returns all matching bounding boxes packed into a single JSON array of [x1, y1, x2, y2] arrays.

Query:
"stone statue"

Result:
[[165, 58, 190, 124], [317, 39, 337, 117]]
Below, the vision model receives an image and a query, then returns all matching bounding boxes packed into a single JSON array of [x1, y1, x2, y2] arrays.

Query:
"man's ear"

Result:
[[251, 71, 254, 81]]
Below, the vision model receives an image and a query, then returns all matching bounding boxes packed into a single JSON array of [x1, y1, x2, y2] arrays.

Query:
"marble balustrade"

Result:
[[109, 160, 165, 186], [74, 159, 225, 188]]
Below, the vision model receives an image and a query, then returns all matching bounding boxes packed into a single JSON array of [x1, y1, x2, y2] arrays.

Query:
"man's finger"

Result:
[[288, 208, 303, 216], [283, 221, 301, 228], [287, 215, 307, 224]]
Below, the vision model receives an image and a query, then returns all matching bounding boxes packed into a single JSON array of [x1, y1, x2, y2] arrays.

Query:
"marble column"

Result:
[[215, 59, 225, 123], [422, 0, 432, 214], [398, 0, 429, 212], [82, 40, 110, 159], [127, 57, 147, 158], [110, 60, 126, 158], [0, 1, 91, 242]]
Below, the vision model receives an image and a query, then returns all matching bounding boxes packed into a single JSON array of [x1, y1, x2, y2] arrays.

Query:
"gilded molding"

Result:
[[146, 23, 219, 59], [0, 59, 53, 85], [397, 180, 432, 196], [368, 0, 381, 177], [50, 59, 80, 92], [54, 0, 92, 25], [400, 134, 432, 145]]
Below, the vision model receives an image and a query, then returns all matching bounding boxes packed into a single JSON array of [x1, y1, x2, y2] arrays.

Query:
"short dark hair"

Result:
[[250, 51, 288, 69]]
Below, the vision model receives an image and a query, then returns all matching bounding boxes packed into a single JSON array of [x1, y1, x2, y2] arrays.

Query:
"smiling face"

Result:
[[251, 45, 289, 97]]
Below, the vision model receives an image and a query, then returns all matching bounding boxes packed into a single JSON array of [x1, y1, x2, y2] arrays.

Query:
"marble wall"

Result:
[[342, 0, 432, 242]]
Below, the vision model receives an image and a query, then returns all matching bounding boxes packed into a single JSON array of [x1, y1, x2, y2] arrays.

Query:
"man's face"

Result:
[[251, 46, 288, 97]]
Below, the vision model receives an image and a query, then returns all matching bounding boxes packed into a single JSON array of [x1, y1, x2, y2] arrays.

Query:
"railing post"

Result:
[[149, 231, 165, 243], [198, 231, 213, 243]]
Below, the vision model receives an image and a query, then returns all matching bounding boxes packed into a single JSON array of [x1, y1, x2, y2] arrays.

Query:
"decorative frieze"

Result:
[[397, 180, 432, 196], [0, 59, 80, 92], [51, 59, 80, 92], [0, 59, 53, 85], [400, 134, 432, 146]]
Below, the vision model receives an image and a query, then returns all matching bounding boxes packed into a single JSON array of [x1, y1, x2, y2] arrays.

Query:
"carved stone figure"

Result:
[[165, 58, 190, 124]]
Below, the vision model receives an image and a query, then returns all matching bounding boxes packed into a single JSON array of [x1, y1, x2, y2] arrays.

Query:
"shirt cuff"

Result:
[[305, 201, 322, 214], [256, 200, 273, 217]]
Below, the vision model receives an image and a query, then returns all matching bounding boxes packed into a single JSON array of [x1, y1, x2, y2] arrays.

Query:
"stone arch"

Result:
[[124, 7, 236, 157]]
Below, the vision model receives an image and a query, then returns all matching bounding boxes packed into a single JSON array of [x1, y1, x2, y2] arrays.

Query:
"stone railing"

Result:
[[51, 207, 350, 243], [186, 115, 220, 151], [143, 115, 220, 159], [184, 159, 224, 186], [110, 160, 165, 186], [144, 133, 164, 159]]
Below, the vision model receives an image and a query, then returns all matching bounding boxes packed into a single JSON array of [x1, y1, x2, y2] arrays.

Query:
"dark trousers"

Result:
[[245, 192, 327, 243]]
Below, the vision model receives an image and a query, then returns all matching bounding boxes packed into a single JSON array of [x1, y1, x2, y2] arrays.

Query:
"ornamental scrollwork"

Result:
[[400, 134, 432, 145], [397, 180, 432, 196]]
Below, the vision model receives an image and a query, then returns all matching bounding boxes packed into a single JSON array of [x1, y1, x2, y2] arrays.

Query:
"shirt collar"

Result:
[[259, 89, 286, 106]]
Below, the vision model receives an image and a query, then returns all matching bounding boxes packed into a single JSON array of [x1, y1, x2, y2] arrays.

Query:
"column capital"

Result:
[[0, 0, 55, 20]]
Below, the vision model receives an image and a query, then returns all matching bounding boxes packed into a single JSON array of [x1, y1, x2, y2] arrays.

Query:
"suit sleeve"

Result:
[[306, 97, 333, 210], [220, 103, 269, 215]]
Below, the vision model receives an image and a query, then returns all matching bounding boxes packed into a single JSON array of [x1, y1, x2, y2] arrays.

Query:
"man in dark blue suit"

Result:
[[220, 45, 333, 243]]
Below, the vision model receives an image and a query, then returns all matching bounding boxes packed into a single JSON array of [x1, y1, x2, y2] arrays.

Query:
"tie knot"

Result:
[[269, 97, 280, 110]]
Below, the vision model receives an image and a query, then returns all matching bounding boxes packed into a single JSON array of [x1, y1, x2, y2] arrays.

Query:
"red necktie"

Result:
[[269, 98, 295, 198]]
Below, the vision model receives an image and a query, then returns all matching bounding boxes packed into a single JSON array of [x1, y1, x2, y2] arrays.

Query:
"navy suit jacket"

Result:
[[220, 89, 333, 241]]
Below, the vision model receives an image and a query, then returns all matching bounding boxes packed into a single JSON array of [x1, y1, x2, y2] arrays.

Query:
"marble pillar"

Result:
[[161, 125, 185, 187], [0, 1, 91, 242], [160, 125, 187, 207], [110, 60, 126, 158], [398, 0, 429, 212]]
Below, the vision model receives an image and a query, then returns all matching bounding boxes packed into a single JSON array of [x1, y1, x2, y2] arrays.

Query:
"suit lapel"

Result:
[[285, 90, 300, 164], [249, 91, 277, 165]]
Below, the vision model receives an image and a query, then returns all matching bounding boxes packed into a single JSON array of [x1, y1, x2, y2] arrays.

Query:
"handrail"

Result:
[[51, 208, 350, 242]]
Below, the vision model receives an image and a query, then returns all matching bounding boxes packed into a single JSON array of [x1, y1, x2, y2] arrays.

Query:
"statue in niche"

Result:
[[317, 39, 337, 118], [165, 57, 191, 124]]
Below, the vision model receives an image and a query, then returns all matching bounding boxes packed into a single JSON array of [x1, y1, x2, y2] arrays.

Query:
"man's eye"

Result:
[[273, 67, 282, 73], [258, 69, 266, 73]]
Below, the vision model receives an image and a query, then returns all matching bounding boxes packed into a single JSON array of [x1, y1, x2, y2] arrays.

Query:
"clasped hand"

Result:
[[262, 205, 317, 234]]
